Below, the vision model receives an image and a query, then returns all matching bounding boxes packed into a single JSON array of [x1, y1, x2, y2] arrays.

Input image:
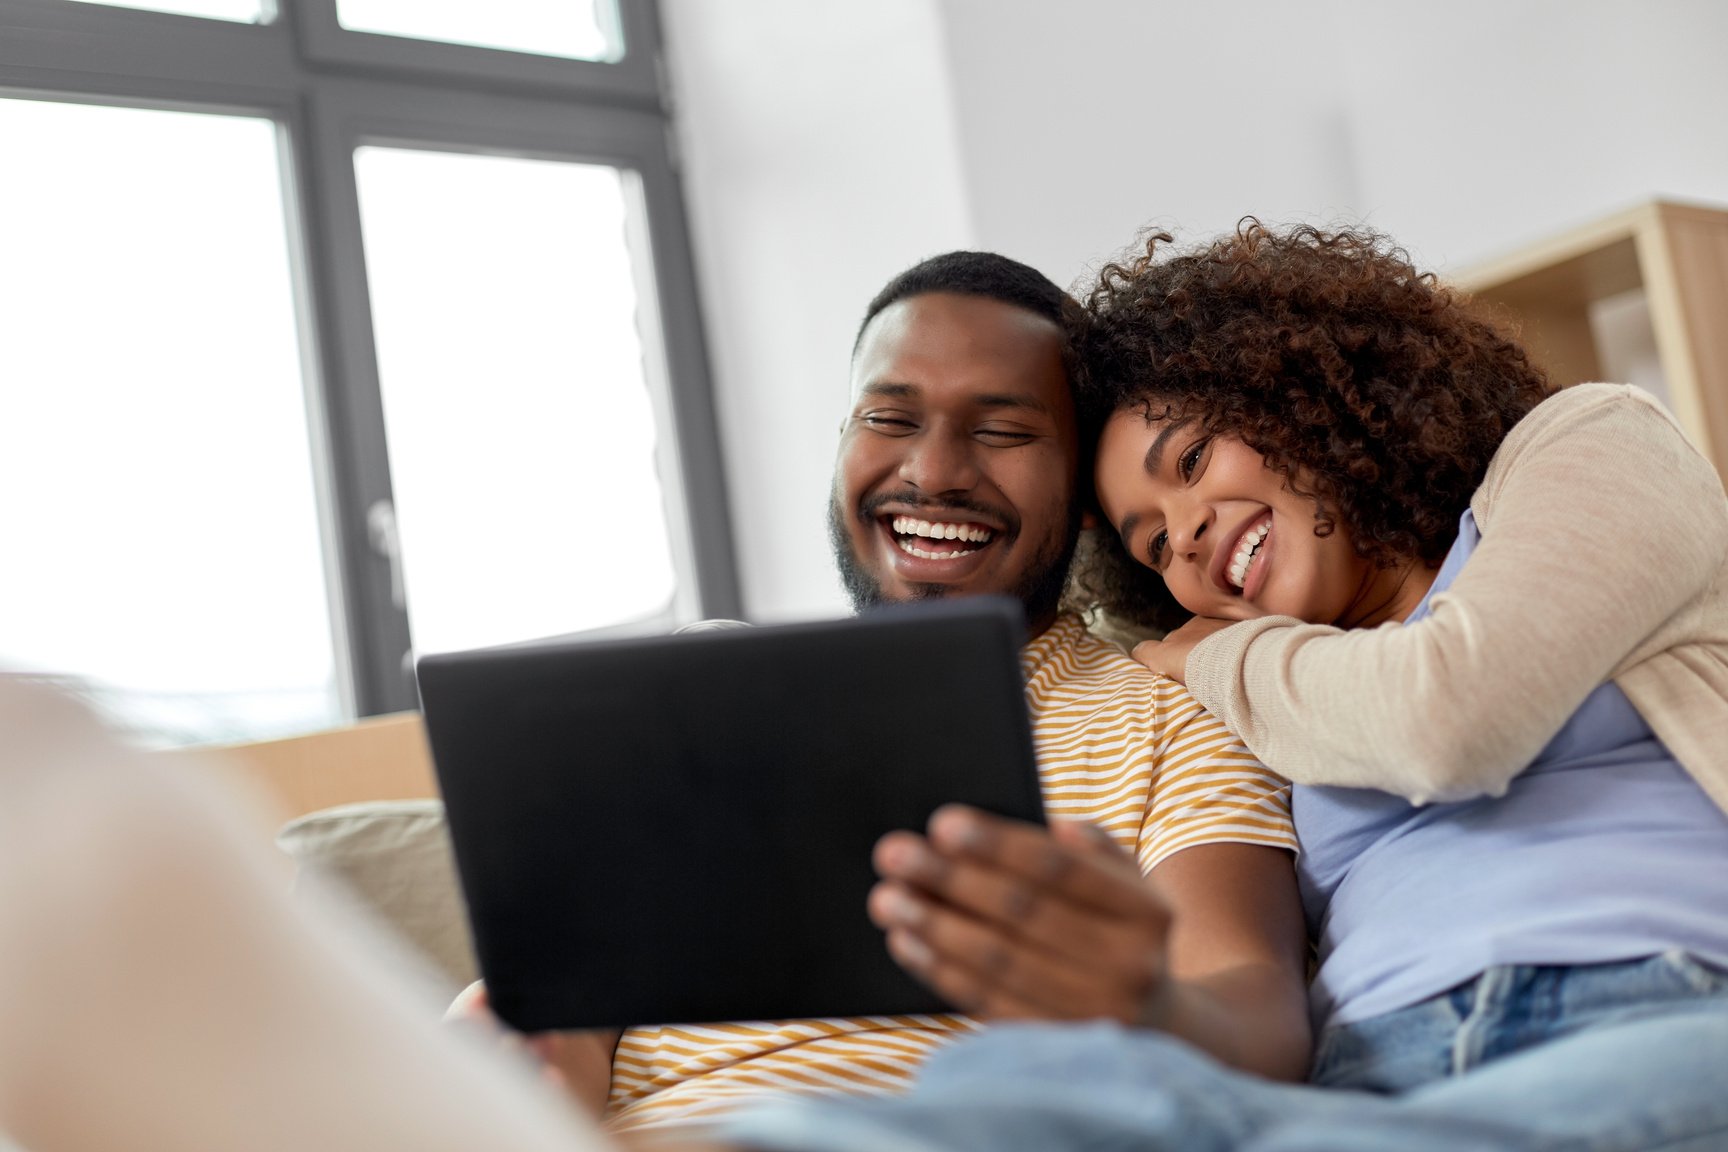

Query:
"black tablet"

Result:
[[416, 595, 1045, 1031]]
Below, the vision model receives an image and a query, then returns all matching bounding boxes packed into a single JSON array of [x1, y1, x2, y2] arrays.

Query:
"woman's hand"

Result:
[[869, 805, 1174, 1026], [1131, 615, 1235, 683]]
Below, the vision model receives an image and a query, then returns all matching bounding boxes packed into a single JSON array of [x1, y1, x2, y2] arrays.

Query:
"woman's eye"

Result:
[[1178, 438, 1208, 480], [1150, 528, 1168, 565]]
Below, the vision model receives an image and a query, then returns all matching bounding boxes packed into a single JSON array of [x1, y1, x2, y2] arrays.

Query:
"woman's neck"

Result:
[[1339, 559, 1439, 629]]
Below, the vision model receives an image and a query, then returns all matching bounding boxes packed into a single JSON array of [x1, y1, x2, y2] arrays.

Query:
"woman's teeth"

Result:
[[1227, 521, 1270, 590]]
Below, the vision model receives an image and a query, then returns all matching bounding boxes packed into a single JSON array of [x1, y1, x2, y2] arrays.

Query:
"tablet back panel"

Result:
[[417, 596, 1044, 1031]]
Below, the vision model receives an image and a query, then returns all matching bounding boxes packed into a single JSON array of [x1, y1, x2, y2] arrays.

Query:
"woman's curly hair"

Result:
[[1067, 220, 1552, 632]]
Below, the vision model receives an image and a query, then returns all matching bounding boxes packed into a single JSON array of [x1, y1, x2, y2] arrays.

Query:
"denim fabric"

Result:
[[717, 953, 1728, 1152], [1311, 950, 1728, 1093]]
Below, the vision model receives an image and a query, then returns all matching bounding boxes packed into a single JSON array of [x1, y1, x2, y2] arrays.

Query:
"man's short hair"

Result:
[[853, 251, 1072, 356]]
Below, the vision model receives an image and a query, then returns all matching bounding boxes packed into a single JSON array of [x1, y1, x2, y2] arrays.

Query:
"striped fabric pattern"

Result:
[[605, 612, 1295, 1132]]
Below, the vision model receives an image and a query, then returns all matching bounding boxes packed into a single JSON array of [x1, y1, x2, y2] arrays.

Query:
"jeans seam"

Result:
[[1449, 967, 1512, 1077], [1658, 948, 1728, 996]]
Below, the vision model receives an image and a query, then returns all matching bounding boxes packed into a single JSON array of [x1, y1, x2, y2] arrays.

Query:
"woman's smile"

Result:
[[1093, 411, 1430, 627]]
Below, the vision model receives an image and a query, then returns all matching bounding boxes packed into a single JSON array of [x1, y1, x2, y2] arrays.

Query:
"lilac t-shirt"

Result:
[[1297, 510, 1728, 1029]]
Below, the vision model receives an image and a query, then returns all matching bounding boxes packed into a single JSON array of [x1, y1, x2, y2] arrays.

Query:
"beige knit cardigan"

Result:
[[1185, 383, 1728, 817]]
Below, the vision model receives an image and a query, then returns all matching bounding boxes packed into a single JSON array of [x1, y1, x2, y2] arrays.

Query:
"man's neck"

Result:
[[1023, 607, 1060, 639]]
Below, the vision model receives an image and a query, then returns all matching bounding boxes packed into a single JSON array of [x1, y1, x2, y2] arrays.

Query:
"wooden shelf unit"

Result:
[[1451, 200, 1728, 474]]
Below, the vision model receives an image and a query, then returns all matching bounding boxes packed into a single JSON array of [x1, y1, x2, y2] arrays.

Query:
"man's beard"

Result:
[[826, 495, 1080, 625]]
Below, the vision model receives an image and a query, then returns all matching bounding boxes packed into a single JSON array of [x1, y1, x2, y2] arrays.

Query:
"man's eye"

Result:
[[861, 415, 916, 432], [977, 428, 1035, 444], [1178, 438, 1208, 480]]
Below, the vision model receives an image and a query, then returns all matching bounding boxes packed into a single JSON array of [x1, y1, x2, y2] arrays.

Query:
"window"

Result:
[[59, 0, 261, 19], [333, 0, 622, 61], [0, 0, 737, 745]]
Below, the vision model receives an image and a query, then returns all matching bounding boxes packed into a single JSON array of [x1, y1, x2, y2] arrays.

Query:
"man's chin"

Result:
[[876, 578, 966, 606]]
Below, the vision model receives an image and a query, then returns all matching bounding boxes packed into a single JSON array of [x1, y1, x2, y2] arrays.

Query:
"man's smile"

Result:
[[888, 515, 996, 559]]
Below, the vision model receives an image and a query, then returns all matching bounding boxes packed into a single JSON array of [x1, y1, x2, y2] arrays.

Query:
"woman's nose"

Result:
[[1166, 497, 1213, 559]]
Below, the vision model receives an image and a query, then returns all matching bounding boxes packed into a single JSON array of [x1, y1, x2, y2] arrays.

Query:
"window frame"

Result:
[[0, 0, 739, 721], [295, 0, 659, 100]]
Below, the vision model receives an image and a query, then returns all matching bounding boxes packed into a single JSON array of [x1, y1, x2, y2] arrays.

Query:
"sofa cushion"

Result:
[[276, 799, 476, 992]]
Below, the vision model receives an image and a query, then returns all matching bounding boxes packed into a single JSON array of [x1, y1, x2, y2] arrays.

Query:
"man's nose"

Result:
[[898, 432, 980, 493]]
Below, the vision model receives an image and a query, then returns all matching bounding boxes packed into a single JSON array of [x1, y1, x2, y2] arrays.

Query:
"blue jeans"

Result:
[[717, 952, 1728, 1151]]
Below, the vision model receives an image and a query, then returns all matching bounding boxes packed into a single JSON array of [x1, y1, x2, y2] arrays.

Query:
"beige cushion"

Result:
[[276, 799, 476, 992]]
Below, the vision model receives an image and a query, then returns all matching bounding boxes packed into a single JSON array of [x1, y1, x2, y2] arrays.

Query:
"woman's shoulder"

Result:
[[1477, 383, 1700, 513], [1514, 381, 1669, 437]]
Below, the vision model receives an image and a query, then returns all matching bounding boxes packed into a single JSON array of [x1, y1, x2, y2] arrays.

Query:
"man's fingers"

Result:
[[882, 918, 1149, 1024], [873, 857, 1134, 965], [881, 807, 1155, 921], [871, 878, 1162, 999]]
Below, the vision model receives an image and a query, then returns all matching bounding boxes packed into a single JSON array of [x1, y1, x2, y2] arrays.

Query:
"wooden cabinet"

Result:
[[1452, 201, 1728, 474]]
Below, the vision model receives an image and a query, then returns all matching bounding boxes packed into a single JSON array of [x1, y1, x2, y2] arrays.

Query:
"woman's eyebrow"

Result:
[[1119, 513, 1143, 555], [1142, 419, 1191, 477]]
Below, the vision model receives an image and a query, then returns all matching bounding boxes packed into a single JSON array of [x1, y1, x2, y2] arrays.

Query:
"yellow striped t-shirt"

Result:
[[605, 612, 1295, 1132]]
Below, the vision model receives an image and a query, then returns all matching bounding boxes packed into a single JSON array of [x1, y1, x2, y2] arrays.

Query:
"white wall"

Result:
[[1331, 0, 1728, 268], [938, 0, 1728, 277], [664, 0, 1728, 620], [937, 0, 1365, 285], [659, 0, 975, 622]]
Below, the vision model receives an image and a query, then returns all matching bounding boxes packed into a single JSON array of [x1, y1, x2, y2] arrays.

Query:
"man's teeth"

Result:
[[890, 515, 993, 560], [1227, 521, 1271, 590], [891, 516, 993, 543]]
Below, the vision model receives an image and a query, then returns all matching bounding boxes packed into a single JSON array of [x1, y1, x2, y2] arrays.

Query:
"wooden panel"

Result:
[[179, 712, 437, 825], [1472, 296, 1602, 388], [1451, 205, 1648, 299], [1655, 205, 1728, 467], [1453, 199, 1728, 475]]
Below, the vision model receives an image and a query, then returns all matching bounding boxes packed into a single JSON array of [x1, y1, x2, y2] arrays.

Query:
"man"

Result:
[[0, 252, 1306, 1150], [592, 252, 1307, 1132]]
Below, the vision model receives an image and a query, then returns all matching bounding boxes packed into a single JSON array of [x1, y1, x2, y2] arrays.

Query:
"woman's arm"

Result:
[[1180, 384, 1728, 803]]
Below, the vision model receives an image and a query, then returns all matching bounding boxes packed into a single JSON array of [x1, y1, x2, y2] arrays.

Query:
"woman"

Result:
[[1073, 221, 1728, 1100]]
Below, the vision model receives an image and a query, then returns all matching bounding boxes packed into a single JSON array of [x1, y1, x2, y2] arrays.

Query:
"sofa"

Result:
[[193, 714, 478, 999]]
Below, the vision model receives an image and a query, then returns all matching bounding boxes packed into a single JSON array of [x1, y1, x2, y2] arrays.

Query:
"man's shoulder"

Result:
[[1028, 614, 1205, 715]]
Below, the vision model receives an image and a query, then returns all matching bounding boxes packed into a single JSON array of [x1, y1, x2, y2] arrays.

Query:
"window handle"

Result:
[[366, 499, 407, 610]]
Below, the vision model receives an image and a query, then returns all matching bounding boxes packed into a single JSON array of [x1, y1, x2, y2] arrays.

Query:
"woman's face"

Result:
[[1094, 407, 1422, 627]]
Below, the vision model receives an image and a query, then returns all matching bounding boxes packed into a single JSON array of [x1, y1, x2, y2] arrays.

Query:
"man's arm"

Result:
[[871, 805, 1310, 1081]]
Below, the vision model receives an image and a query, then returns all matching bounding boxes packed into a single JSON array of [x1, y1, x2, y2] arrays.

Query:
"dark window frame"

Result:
[[0, 0, 739, 719]]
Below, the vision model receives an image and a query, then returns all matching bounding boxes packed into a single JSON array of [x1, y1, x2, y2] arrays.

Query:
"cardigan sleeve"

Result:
[[1183, 384, 1728, 804]]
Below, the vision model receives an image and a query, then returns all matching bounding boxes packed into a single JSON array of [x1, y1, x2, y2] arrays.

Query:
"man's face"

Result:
[[828, 291, 1079, 632]]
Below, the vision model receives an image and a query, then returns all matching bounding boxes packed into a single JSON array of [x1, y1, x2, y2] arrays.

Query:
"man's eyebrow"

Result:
[[856, 382, 1056, 416], [857, 381, 919, 399], [973, 392, 1056, 416]]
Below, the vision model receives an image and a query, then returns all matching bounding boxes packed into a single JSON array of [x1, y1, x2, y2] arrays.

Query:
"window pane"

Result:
[[354, 146, 676, 656], [335, 0, 621, 62], [58, 0, 263, 22], [0, 98, 341, 747]]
